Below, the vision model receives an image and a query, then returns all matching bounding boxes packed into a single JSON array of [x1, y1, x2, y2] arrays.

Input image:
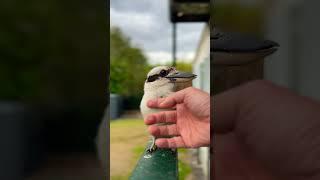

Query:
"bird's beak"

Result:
[[166, 71, 197, 83]]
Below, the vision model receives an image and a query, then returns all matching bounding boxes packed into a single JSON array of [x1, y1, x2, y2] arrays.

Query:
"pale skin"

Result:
[[144, 87, 210, 148], [145, 80, 320, 180]]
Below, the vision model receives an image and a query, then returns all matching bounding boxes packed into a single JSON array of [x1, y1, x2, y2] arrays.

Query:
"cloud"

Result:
[[110, 0, 166, 14], [110, 8, 156, 35], [146, 51, 172, 65], [110, 0, 204, 64]]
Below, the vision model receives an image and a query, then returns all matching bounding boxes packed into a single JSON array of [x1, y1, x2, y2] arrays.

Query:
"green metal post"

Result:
[[130, 140, 178, 180]]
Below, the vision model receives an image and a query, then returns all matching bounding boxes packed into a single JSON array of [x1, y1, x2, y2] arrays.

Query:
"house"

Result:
[[169, 1, 210, 179], [192, 24, 210, 180]]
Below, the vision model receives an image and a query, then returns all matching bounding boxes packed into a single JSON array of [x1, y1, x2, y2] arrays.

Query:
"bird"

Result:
[[140, 65, 197, 153]]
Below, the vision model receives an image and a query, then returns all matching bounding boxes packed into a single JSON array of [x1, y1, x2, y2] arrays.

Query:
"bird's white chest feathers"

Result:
[[140, 85, 174, 118]]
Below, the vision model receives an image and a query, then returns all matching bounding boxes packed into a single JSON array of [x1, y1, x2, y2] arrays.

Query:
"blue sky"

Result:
[[110, 0, 205, 65]]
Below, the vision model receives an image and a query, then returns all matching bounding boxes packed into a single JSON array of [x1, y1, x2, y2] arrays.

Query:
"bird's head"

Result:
[[144, 66, 197, 91]]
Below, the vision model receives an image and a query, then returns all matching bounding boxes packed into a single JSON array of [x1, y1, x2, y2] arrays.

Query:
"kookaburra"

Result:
[[140, 66, 196, 153]]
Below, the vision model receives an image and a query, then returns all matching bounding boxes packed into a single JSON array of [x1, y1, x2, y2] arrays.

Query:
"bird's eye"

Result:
[[159, 70, 167, 77]]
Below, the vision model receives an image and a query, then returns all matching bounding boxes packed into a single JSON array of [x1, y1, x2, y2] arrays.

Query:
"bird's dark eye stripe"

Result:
[[147, 74, 159, 82], [146, 68, 173, 83]]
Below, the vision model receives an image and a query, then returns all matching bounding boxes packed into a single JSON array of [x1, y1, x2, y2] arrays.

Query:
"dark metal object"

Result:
[[169, 0, 210, 22], [169, 0, 210, 66], [172, 23, 177, 67]]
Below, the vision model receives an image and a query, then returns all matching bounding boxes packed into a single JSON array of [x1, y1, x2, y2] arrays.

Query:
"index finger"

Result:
[[147, 87, 192, 109]]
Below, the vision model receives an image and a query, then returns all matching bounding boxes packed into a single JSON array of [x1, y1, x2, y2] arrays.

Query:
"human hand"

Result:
[[144, 87, 210, 148], [215, 80, 320, 180]]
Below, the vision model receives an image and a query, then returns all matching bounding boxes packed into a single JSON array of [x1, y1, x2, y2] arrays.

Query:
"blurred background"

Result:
[[0, 0, 108, 179], [214, 0, 320, 99], [110, 0, 210, 179], [213, 0, 320, 178], [5, 0, 319, 179]]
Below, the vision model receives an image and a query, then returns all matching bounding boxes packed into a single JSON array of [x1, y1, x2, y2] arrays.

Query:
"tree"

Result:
[[110, 27, 149, 97], [174, 61, 193, 72], [154, 61, 193, 73]]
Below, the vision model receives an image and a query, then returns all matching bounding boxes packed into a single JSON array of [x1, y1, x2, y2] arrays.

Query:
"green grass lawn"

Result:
[[110, 118, 192, 180]]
